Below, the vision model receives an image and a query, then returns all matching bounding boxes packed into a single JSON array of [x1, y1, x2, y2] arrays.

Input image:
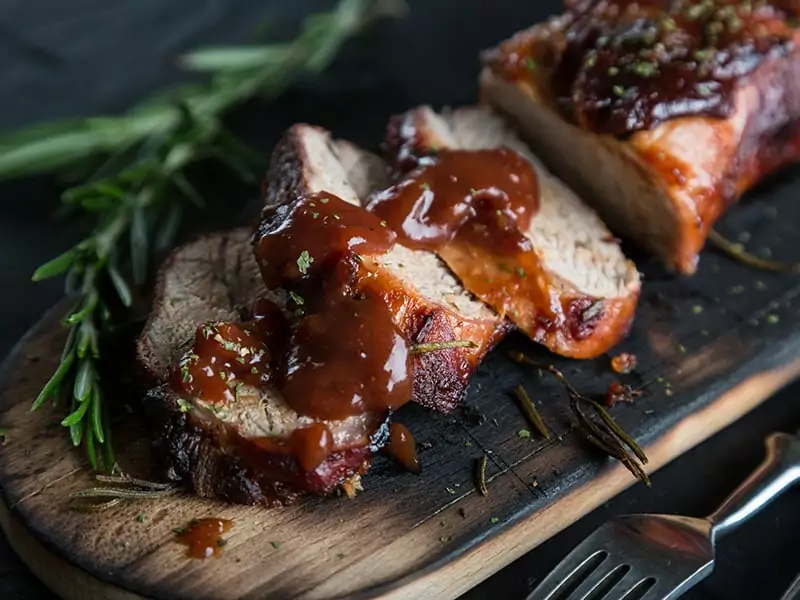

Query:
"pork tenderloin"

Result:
[[481, 1, 800, 273]]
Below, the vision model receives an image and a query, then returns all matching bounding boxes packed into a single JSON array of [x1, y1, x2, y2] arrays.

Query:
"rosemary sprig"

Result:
[[509, 351, 650, 485], [6, 0, 403, 470], [69, 472, 178, 512]]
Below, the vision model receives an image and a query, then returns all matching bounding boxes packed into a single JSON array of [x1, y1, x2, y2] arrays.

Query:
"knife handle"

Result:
[[707, 431, 800, 540]]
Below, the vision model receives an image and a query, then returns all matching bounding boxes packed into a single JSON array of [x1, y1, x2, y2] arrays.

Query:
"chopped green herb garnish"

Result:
[[517, 429, 531, 439], [693, 48, 714, 61], [296, 250, 314, 275], [289, 291, 305, 306], [607, 66, 619, 76], [613, 85, 626, 97], [490, 517, 500, 524], [632, 61, 657, 77], [320, 197, 329, 204], [516, 267, 526, 279], [271, 541, 281, 549], [697, 83, 713, 97], [135, 513, 146, 523], [524, 56, 538, 71], [421, 183, 431, 192], [177, 398, 192, 413]]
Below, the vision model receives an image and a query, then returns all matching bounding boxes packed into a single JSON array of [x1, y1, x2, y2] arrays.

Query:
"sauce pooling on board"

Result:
[[491, 0, 799, 135], [174, 518, 233, 559], [368, 148, 553, 323]]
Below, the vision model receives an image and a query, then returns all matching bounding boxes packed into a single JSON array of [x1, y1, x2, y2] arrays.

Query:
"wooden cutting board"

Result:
[[2, 171, 800, 600]]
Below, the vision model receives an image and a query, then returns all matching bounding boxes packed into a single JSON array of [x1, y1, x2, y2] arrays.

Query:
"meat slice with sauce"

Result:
[[137, 229, 384, 505], [257, 124, 508, 413], [481, 1, 800, 273], [377, 106, 640, 359], [137, 126, 507, 504]]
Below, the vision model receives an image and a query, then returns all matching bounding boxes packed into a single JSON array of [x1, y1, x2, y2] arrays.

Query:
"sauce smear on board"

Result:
[[174, 518, 234, 559]]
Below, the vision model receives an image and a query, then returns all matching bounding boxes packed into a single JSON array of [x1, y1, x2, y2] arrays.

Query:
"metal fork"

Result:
[[527, 429, 800, 600]]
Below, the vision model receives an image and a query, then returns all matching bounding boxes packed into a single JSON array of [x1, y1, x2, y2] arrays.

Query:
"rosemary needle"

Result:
[[513, 385, 551, 440], [708, 230, 800, 273], [410, 340, 478, 354], [476, 456, 489, 496]]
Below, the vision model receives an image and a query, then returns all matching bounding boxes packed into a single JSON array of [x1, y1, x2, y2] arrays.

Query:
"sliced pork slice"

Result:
[[137, 228, 385, 505], [257, 124, 509, 412], [481, 2, 800, 273], [379, 106, 640, 359]]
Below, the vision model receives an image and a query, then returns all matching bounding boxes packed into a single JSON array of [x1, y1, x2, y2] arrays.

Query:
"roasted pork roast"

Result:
[[481, 1, 800, 273], [375, 106, 640, 358]]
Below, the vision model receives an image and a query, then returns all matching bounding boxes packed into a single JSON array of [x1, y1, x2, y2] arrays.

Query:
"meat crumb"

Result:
[[605, 381, 642, 407], [610, 352, 637, 374]]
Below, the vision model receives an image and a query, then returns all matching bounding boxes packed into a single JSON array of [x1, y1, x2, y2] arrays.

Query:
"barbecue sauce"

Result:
[[289, 423, 334, 471], [386, 422, 420, 472], [255, 192, 413, 421], [171, 299, 289, 404], [368, 148, 553, 324], [490, 0, 799, 135], [174, 518, 233, 559], [172, 192, 414, 474], [255, 192, 396, 288]]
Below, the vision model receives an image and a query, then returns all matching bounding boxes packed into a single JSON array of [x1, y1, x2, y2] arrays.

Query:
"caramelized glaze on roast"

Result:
[[491, 0, 800, 135]]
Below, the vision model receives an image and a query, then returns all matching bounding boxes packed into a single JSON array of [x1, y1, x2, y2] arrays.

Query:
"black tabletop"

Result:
[[0, 1, 798, 599]]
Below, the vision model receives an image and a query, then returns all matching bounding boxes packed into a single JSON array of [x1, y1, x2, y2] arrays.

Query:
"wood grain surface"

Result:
[[2, 217, 800, 600], [3, 1, 800, 599]]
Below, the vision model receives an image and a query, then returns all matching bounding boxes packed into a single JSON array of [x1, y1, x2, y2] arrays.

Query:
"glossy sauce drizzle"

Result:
[[256, 192, 413, 421], [368, 149, 551, 323], [172, 299, 288, 404], [490, 0, 799, 135], [172, 193, 414, 473], [174, 518, 233, 559], [386, 422, 420, 472]]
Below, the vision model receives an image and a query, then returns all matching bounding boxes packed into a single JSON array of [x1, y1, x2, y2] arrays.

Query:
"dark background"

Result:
[[0, 1, 797, 598]]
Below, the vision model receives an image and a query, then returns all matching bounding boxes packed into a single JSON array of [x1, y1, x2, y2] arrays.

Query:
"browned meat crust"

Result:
[[482, 2, 800, 273]]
